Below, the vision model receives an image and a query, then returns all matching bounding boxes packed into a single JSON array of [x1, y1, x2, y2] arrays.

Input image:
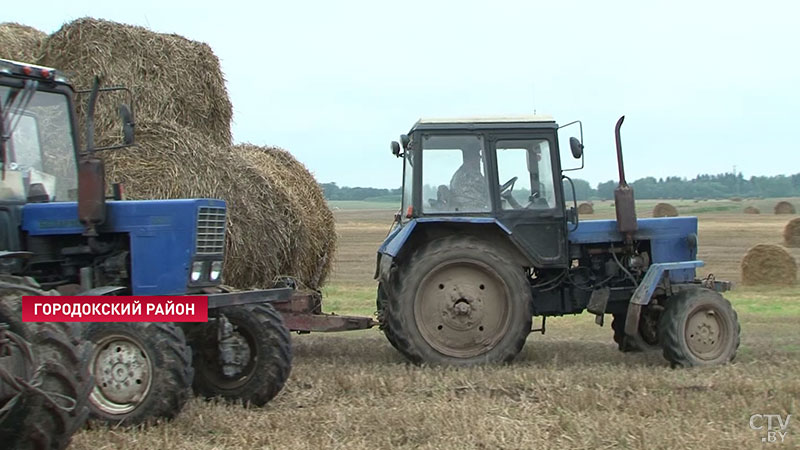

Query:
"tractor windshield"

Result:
[[0, 85, 78, 202]]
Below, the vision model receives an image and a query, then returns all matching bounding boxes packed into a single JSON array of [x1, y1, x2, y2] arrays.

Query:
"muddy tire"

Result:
[[84, 322, 192, 425], [377, 283, 401, 352], [386, 236, 532, 365], [611, 314, 639, 352], [658, 288, 740, 367], [0, 278, 92, 450], [191, 303, 291, 406]]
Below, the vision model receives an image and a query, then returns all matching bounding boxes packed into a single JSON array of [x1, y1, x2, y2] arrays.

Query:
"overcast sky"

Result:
[[8, 0, 799, 188]]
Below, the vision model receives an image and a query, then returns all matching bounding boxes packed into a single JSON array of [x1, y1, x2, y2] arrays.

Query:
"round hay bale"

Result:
[[774, 201, 796, 215], [102, 120, 330, 289], [0, 22, 47, 63], [743, 206, 760, 215], [730, 197, 742, 202], [785, 218, 800, 248], [741, 244, 797, 286], [653, 202, 679, 217], [577, 202, 594, 214], [234, 143, 336, 288], [40, 17, 232, 147]]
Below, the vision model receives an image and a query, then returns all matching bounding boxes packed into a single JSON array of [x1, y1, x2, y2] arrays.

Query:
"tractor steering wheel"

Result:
[[499, 176, 518, 197]]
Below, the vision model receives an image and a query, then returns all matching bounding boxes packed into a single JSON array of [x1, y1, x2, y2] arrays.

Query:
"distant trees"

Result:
[[322, 172, 800, 202]]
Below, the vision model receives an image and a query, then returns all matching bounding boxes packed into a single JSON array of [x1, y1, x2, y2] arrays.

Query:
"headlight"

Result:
[[191, 261, 204, 282], [209, 261, 223, 281]]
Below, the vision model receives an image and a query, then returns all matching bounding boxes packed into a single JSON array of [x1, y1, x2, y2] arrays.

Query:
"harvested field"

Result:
[[0, 22, 46, 63], [72, 200, 800, 449]]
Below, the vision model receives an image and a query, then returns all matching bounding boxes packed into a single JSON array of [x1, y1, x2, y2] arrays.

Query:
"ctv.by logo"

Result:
[[750, 414, 791, 444]]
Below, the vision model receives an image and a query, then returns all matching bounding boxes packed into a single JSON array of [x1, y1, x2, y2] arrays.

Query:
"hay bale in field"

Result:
[[743, 206, 760, 215], [774, 201, 796, 215], [740, 244, 797, 286], [652, 202, 678, 217], [577, 202, 594, 214], [785, 218, 800, 248], [234, 143, 336, 288], [102, 120, 331, 289], [0, 23, 47, 63], [39, 17, 232, 147], [730, 197, 742, 202]]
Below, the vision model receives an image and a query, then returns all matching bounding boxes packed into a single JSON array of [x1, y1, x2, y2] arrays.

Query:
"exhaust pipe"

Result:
[[613, 116, 637, 238]]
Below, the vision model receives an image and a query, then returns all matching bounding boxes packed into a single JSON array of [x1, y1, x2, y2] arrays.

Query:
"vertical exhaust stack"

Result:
[[613, 116, 637, 240]]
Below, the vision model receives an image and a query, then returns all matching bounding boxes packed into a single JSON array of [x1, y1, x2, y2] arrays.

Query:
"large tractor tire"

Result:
[[0, 277, 92, 450], [385, 236, 532, 365], [658, 287, 740, 367], [191, 303, 291, 406], [84, 322, 192, 425], [376, 283, 401, 352]]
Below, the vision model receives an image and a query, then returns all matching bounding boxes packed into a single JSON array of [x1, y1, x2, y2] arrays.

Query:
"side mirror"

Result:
[[391, 141, 401, 157], [569, 137, 583, 159], [119, 104, 135, 145]]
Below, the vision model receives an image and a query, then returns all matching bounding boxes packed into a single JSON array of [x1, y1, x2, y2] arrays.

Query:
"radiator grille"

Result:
[[196, 207, 226, 254]]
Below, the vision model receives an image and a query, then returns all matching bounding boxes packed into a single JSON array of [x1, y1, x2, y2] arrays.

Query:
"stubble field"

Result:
[[72, 198, 800, 449]]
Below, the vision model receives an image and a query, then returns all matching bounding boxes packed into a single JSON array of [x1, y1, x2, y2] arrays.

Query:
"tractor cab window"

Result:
[[496, 139, 556, 210], [0, 85, 78, 203], [421, 135, 489, 213]]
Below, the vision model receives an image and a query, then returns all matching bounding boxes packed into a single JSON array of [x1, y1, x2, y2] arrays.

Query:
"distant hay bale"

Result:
[[39, 17, 232, 147], [730, 197, 742, 202], [103, 120, 332, 289], [577, 202, 594, 214], [785, 218, 800, 248], [234, 143, 336, 288], [743, 206, 760, 215], [741, 244, 797, 286], [0, 22, 47, 63], [774, 201, 796, 215], [653, 203, 678, 217]]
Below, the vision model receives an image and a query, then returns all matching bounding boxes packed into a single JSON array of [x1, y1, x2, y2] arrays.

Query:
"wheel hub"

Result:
[[90, 336, 152, 413], [415, 260, 511, 358], [685, 308, 725, 359]]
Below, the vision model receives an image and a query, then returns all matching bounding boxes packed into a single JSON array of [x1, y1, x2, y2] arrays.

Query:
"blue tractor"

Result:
[[377, 115, 740, 367], [0, 58, 292, 433]]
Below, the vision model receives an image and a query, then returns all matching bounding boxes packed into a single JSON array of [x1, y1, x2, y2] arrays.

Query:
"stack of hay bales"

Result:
[[743, 206, 760, 214], [774, 201, 796, 215], [31, 18, 334, 289], [785, 218, 800, 248], [0, 23, 47, 62], [653, 202, 679, 217], [577, 202, 594, 214], [741, 244, 797, 286]]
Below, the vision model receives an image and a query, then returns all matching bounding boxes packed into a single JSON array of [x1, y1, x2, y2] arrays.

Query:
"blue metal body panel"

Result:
[[629, 261, 704, 305], [569, 217, 699, 282], [21, 199, 224, 295], [378, 218, 511, 257]]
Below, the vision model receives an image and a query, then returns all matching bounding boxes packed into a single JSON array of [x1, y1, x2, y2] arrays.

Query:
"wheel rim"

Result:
[[89, 334, 153, 415], [684, 305, 729, 361], [199, 324, 256, 391], [414, 259, 512, 358]]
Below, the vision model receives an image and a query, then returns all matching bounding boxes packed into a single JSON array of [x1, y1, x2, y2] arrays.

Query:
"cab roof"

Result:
[[0, 58, 71, 85], [410, 115, 558, 132]]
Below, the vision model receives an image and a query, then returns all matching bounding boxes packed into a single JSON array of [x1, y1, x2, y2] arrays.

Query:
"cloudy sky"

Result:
[[8, 0, 799, 188]]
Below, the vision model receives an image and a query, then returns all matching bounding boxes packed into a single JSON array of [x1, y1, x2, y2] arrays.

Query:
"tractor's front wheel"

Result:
[[190, 303, 291, 406], [386, 236, 532, 365], [658, 288, 740, 367], [84, 322, 193, 425]]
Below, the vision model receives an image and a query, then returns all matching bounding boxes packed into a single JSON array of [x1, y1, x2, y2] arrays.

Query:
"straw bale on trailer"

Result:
[[0, 23, 46, 63], [39, 18, 232, 147]]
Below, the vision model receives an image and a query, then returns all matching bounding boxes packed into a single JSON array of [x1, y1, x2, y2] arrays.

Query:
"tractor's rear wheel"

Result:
[[386, 236, 532, 365], [84, 322, 192, 425], [0, 278, 92, 450], [658, 288, 740, 367], [191, 303, 291, 406]]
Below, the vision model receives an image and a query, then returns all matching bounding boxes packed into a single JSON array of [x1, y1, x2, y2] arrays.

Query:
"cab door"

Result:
[[489, 134, 569, 268]]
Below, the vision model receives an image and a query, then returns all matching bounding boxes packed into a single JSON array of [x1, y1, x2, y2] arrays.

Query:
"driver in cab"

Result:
[[449, 143, 489, 211]]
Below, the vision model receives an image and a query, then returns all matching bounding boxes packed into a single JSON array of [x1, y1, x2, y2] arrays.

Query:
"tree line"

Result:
[[322, 172, 800, 202]]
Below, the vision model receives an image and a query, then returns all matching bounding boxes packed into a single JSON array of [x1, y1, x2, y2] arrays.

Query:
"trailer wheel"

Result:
[[85, 322, 192, 425], [386, 236, 532, 365], [377, 283, 401, 352], [658, 288, 740, 367], [191, 303, 291, 406], [0, 279, 92, 450]]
